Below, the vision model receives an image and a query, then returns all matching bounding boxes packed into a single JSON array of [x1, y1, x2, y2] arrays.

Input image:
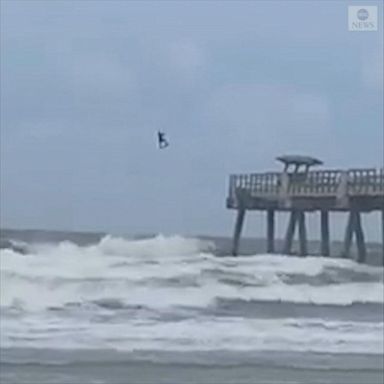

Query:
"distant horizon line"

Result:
[[1, 226, 382, 246]]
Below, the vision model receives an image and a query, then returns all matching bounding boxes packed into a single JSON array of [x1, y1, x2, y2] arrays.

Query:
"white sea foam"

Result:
[[1, 235, 383, 353], [1, 314, 382, 355]]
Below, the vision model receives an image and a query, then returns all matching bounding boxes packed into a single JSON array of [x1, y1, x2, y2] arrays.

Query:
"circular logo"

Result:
[[357, 8, 369, 21]]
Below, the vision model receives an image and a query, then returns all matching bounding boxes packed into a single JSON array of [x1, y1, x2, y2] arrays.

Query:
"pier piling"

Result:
[[266, 209, 275, 253], [320, 211, 330, 256], [283, 211, 297, 255], [354, 212, 366, 263], [232, 208, 245, 256], [342, 212, 355, 258], [382, 210, 384, 265], [298, 212, 307, 256]]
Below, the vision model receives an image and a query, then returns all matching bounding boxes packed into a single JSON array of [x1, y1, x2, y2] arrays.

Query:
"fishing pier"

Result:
[[227, 156, 384, 263]]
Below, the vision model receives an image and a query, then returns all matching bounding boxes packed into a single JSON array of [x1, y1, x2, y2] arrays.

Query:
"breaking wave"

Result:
[[1, 235, 383, 354]]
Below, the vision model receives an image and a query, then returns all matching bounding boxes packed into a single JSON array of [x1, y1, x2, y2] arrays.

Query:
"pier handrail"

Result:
[[228, 168, 384, 202]]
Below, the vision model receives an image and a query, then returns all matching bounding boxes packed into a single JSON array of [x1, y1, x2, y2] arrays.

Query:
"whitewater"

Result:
[[1, 234, 383, 358]]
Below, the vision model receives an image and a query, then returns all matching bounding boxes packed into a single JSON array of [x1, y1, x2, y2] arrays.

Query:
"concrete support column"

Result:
[[266, 209, 275, 253], [342, 211, 367, 263], [354, 212, 366, 263], [382, 210, 384, 266], [342, 212, 354, 258], [232, 208, 245, 256], [297, 211, 307, 256], [320, 211, 330, 256], [283, 211, 298, 255]]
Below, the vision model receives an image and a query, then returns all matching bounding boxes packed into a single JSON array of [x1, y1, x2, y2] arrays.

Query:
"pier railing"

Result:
[[227, 166, 384, 262], [228, 168, 384, 202]]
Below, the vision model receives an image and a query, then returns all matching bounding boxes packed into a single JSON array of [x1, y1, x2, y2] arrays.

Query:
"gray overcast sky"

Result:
[[0, 0, 383, 240]]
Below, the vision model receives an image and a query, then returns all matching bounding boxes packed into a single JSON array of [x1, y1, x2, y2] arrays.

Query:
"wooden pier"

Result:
[[226, 156, 384, 263]]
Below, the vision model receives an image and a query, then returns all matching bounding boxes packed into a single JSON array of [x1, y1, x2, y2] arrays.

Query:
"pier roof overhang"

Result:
[[276, 155, 323, 167]]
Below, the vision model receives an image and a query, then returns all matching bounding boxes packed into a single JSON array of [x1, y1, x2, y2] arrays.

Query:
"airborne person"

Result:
[[157, 131, 169, 149]]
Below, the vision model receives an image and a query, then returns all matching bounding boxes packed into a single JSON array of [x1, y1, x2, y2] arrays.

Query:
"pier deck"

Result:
[[227, 168, 384, 211], [226, 157, 384, 263]]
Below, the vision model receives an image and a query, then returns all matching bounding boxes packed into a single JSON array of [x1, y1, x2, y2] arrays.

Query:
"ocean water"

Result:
[[0, 233, 383, 383]]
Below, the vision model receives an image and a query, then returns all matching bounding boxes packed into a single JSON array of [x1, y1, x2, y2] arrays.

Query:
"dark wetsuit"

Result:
[[157, 131, 169, 149]]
